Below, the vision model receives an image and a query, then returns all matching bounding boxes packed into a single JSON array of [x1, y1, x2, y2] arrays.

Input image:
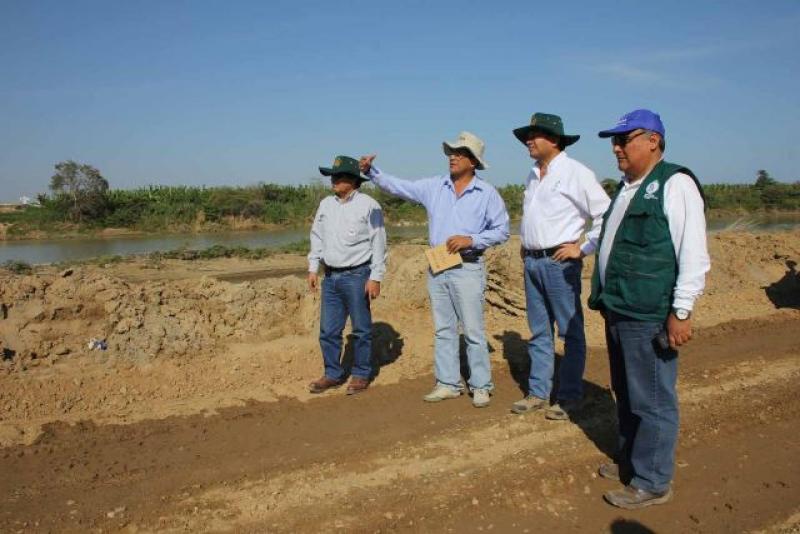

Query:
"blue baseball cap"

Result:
[[598, 109, 665, 138]]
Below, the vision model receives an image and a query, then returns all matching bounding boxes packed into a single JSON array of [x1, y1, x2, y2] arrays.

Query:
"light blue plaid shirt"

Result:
[[367, 166, 510, 251]]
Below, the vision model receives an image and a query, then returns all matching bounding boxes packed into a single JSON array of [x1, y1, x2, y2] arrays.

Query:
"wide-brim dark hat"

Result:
[[513, 112, 580, 146], [319, 155, 369, 181]]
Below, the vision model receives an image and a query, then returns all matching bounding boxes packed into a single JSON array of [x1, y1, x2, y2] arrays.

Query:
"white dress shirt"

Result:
[[520, 152, 610, 255], [308, 190, 387, 282], [597, 171, 710, 311]]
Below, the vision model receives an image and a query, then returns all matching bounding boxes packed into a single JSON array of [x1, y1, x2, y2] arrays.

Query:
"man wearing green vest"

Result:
[[589, 109, 710, 509]]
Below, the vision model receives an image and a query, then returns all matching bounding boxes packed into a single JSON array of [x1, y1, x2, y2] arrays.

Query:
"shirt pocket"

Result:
[[343, 213, 370, 245], [619, 204, 665, 246], [619, 208, 650, 246]]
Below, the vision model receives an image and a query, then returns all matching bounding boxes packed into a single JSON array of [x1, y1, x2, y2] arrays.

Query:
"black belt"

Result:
[[324, 260, 370, 275], [460, 251, 484, 263], [523, 246, 560, 259]]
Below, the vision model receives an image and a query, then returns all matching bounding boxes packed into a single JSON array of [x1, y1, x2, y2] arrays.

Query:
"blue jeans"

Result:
[[319, 264, 373, 381], [427, 262, 492, 391], [523, 256, 586, 401], [605, 310, 679, 494]]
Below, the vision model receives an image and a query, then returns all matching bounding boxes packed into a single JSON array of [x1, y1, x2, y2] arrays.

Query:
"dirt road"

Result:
[[2, 315, 798, 533]]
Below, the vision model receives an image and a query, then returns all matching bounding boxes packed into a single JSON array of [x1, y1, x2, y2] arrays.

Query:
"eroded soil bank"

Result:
[[0, 231, 798, 532]]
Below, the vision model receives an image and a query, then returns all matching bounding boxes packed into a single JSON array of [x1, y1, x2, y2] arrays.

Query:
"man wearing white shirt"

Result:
[[589, 109, 710, 509], [509, 113, 610, 420], [307, 155, 387, 396]]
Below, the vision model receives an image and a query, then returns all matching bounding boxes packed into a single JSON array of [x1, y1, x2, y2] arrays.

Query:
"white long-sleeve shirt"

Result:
[[520, 152, 610, 255], [598, 171, 710, 311], [308, 190, 387, 282]]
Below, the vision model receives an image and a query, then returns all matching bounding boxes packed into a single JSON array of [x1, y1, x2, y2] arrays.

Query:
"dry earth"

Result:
[[1, 231, 799, 533]]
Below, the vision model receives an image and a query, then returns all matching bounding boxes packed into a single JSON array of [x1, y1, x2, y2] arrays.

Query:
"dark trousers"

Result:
[[605, 310, 679, 494]]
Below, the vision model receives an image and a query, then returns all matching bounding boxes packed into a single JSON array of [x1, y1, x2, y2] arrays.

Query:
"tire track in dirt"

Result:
[[1, 315, 797, 533], [171, 355, 800, 533]]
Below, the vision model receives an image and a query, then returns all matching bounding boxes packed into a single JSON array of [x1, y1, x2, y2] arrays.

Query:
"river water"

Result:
[[1, 215, 798, 265]]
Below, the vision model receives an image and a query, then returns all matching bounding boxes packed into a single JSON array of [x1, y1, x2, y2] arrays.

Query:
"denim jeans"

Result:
[[605, 310, 679, 494], [523, 255, 586, 401], [427, 262, 492, 391], [319, 264, 372, 381]]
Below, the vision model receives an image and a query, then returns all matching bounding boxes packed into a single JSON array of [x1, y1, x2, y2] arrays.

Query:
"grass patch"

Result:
[[2, 260, 33, 275]]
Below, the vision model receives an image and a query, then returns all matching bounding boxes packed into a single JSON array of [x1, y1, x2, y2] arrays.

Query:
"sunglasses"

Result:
[[611, 130, 649, 147], [447, 149, 473, 159]]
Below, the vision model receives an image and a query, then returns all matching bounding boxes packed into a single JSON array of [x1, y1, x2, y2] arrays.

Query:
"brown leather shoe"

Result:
[[308, 376, 345, 394], [346, 376, 370, 395]]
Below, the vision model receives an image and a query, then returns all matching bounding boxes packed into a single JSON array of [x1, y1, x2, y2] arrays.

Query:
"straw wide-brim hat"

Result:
[[442, 131, 488, 170]]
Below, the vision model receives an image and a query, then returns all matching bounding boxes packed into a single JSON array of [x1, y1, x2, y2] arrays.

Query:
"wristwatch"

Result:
[[672, 308, 691, 321]]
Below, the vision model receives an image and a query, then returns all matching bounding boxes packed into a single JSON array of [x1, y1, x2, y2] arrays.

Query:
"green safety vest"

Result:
[[588, 161, 704, 322]]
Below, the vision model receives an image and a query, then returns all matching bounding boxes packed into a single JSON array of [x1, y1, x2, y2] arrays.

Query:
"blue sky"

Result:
[[1, 0, 799, 201]]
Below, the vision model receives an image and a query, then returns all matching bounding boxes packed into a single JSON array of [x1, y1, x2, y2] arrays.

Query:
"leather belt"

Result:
[[523, 246, 560, 259], [460, 251, 484, 263], [324, 260, 370, 275]]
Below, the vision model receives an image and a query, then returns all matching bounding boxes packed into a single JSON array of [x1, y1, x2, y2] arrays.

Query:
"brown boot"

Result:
[[308, 376, 345, 394], [346, 376, 370, 395]]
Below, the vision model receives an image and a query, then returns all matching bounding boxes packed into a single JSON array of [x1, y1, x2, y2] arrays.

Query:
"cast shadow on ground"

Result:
[[495, 330, 618, 459], [457, 334, 496, 386], [765, 260, 800, 309], [341, 321, 404, 380], [609, 518, 656, 534]]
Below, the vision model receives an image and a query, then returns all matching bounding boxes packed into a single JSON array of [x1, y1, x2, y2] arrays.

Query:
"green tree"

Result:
[[755, 169, 777, 189], [49, 160, 110, 222], [601, 178, 620, 197]]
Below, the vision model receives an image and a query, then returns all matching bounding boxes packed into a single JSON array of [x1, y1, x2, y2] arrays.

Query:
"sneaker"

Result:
[[471, 388, 491, 408], [604, 485, 673, 509], [423, 385, 462, 403], [510, 395, 548, 415], [308, 376, 345, 394], [545, 398, 583, 420], [598, 462, 620, 481]]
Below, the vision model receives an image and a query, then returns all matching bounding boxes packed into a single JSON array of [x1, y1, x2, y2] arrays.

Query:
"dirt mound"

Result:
[[0, 269, 313, 369], [0, 231, 798, 447]]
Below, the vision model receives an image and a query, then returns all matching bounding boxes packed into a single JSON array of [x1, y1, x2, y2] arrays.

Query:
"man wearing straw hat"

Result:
[[510, 113, 610, 420], [307, 155, 387, 396], [359, 132, 509, 408]]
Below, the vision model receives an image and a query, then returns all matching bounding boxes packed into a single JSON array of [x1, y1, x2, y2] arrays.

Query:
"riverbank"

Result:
[[0, 229, 798, 531], [0, 218, 299, 242], [1, 230, 798, 446], [3, 209, 800, 243], [3, 212, 800, 267]]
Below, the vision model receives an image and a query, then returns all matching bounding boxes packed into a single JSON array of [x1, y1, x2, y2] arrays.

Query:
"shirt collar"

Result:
[[335, 189, 359, 203], [622, 157, 664, 185], [533, 151, 567, 177], [443, 174, 483, 193]]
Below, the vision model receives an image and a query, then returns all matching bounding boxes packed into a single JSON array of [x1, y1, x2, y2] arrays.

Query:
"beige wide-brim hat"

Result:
[[442, 131, 488, 170]]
